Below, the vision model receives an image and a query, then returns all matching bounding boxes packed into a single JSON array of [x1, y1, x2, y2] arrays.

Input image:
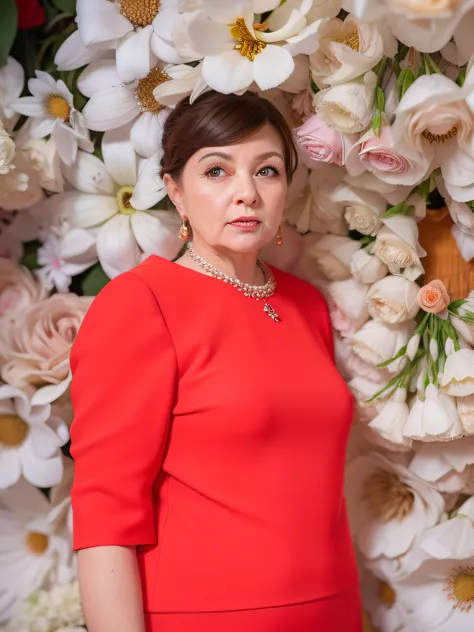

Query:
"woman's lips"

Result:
[[229, 219, 261, 231]]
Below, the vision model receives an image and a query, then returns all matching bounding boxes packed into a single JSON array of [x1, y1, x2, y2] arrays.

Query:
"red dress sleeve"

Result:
[[69, 271, 178, 550]]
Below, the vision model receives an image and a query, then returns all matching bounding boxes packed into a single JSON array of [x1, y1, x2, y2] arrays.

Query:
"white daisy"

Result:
[[0, 56, 24, 132], [78, 59, 198, 158], [43, 126, 181, 279], [9, 71, 93, 166], [37, 234, 98, 294], [345, 451, 444, 560], [0, 385, 68, 490], [0, 476, 73, 624]]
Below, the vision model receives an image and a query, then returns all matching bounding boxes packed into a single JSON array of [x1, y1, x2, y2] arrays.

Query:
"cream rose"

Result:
[[0, 293, 92, 402], [331, 183, 386, 235], [327, 277, 370, 338], [350, 248, 389, 284], [0, 258, 47, 320], [313, 70, 376, 134], [310, 15, 383, 86], [366, 276, 421, 324], [373, 215, 426, 281]]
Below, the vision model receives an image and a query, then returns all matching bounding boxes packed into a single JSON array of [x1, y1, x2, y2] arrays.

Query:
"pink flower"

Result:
[[417, 279, 450, 318], [293, 114, 344, 167], [359, 126, 410, 179]]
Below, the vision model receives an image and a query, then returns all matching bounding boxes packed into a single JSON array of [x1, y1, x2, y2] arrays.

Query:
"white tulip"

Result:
[[403, 384, 464, 441], [366, 275, 420, 324], [368, 388, 412, 447], [440, 348, 474, 396], [406, 333, 421, 361]]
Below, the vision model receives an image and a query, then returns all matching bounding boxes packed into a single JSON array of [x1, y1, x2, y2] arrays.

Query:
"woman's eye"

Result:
[[258, 165, 279, 177], [206, 166, 224, 178]]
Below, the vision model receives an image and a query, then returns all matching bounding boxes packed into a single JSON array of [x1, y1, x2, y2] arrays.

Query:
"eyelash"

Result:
[[204, 164, 281, 179]]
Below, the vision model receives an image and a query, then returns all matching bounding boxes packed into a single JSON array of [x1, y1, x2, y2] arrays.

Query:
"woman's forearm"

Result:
[[77, 545, 146, 632]]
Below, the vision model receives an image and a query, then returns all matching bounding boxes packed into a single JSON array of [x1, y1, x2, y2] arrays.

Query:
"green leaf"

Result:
[[310, 75, 319, 94], [381, 202, 414, 219], [376, 86, 385, 112], [0, 0, 18, 67], [466, 201, 474, 213], [52, 0, 77, 14], [360, 234, 376, 247], [372, 109, 381, 137], [397, 68, 415, 100], [81, 264, 110, 296], [20, 251, 40, 271], [377, 344, 408, 368], [456, 67, 466, 87], [448, 298, 467, 312], [414, 177, 431, 200]]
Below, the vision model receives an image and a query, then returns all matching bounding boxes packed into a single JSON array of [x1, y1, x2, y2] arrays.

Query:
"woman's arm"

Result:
[[77, 546, 146, 632]]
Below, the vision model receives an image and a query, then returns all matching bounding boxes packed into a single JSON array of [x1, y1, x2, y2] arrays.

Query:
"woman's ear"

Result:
[[163, 173, 184, 217]]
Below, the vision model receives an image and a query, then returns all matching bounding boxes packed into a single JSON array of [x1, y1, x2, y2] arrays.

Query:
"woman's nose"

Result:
[[232, 174, 258, 207]]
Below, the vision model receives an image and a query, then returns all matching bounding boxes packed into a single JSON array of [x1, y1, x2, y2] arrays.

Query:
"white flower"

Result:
[[0, 120, 16, 174], [361, 567, 410, 632], [0, 56, 24, 132], [331, 183, 386, 235], [327, 277, 370, 338], [350, 247, 389, 284], [300, 234, 361, 281], [406, 332, 421, 360], [79, 59, 197, 158], [314, 70, 376, 134], [0, 477, 73, 623], [366, 275, 420, 324], [440, 348, 474, 396], [9, 71, 93, 166], [37, 235, 97, 294], [391, 73, 474, 202], [410, 437, 474, 488], [15, 122, 64, 194], [345, 451, 444, 559], [373, 215, 426, 281], [344, 170, 413, 206], [458, 394, 474, 435], [351, 319, 414, 373], [368, 388, 413, 447], [174, 0, 297, 94], [310, 14, 384, 86], [403, 384, 464, 441], [0, 385, 68, 489], [57, 128, 181, 279]]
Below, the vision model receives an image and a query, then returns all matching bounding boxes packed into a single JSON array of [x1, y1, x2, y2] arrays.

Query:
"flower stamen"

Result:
[[118, 0, 161, 27], [334, 26, 360, 51], [117, 185, 136, 215], [47, 95, 71, 122], [135, 67, 171, 113], [230, 18, 266, 61], [25, 532, 49, 555], [422, 126, 458, 144], [443, 565, 474, 612], [0, 414, 29, 447], [362, 468, 415, 522], [379, 581, 396, 608]]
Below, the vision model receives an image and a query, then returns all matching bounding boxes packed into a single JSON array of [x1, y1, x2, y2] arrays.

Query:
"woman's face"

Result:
[[165, 123, 288, 256]]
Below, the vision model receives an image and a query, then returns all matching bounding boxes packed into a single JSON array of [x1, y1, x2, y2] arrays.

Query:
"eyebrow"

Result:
[[198, 150, 284, 162]]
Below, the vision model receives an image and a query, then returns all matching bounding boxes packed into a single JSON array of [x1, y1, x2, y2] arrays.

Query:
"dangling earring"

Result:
[[276, 225, 283, 246], [179, 216, 189, 241]]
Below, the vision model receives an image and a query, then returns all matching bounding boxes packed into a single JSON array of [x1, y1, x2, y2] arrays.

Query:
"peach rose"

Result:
[[0, 258, 47, 319], [417, 279, 450, 318], [0, 293, 92, 401]]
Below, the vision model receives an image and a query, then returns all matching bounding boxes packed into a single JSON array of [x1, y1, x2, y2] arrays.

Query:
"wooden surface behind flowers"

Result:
[[418, 207, 474, 301]]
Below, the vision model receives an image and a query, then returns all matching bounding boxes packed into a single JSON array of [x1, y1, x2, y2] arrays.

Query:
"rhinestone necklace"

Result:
[[186, 242, 281, 323]]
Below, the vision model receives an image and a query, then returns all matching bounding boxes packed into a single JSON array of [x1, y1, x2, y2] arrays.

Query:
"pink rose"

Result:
[[359, 126, 410, 177], [293, 114, 344, 166], [417, 279, 450, 317]]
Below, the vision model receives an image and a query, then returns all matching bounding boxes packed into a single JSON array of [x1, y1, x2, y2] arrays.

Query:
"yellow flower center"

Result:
[[422, 125, 458, 144], [135, 67, 171, 114], [47, 95, 71, 121], [334, 25, 360, 51], [117, 186, 136, 215], [25, 531, 49, 555], [118, 0, 161, 27], [444, 565, 474, 612], [230, 18, 266, 61], [362, 468, 415, 523], [379, 581, 396, 608], [0, 414, 29, 447]]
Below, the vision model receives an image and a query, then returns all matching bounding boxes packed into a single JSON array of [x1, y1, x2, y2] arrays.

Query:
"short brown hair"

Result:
[[160, 90, 298, 183]]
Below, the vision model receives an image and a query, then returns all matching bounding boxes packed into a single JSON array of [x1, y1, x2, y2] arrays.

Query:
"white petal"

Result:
[[186, 12, 235, 56], [129, 150, 166, 210], [253, 45, 294, 90], [202, 50, 254, 94], [116, 26, 153, 84], [61, 151, 117, 195], [153, 64, 202, 106], [203, 0, 249, 23], [130, 110, 166, 159], [150, 32, 182, 64], [28, 78, 54, 100], [9, 97, 45, 118], [82, 87, 139, 131], [55, 31, 107, 72], [77, 59, 122, 98], [253, 0, 281, 11], [284, 20, 325, 56], [29, 117, 55, 139], [102, 126, 138, 186], [28, 426, 60, 460], [77, 0, 133, 47], [96, 214, 141, 278], [0, 449, 21, 489], [60, 228, 97, 258], [34, 70, 57, 90], [50, 122, 78, 166], [30, 374, 72, 407], [68, 192, 118, 228], [19, 445, 63, 488], [0, 56, 24, 102], [153, 4, 179, 39], [130, 210, 180, 257]]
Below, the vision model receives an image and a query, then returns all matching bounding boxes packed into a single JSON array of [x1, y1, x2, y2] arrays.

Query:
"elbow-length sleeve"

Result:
[[69, 271, 178, 550]]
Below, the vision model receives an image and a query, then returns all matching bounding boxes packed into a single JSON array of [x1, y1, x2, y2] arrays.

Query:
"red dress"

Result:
[[69, 255, 362, 632]]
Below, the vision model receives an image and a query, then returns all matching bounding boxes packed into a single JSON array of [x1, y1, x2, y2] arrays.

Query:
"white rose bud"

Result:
[[406, 333, 421, 360], [429, 338, 439, 361]]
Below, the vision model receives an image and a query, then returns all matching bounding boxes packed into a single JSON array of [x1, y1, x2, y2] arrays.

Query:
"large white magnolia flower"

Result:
[[174, 0, 310, 94], [78, 59, 198, 158], [54, 127, 181, 278], [391, 73, 474, 202], [0, 477, 73, 623], [9, 71, 93, 166], [0, 385, 68, 489], [346, 451, 444, 560]]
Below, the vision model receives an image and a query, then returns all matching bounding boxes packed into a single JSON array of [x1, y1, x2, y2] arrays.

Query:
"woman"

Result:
[[69, 90, 362, 632]]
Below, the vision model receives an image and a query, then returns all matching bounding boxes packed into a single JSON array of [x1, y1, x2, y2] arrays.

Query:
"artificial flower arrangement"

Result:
[[2, 1, 474, 631]]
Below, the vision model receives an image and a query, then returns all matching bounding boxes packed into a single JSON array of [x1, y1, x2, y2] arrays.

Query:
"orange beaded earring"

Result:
[[179, 216, 189, 241], [276, 225, 283, 246]]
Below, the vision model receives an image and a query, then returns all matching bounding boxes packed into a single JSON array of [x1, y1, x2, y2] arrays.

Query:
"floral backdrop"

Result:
[[2, 0, 474, 630]]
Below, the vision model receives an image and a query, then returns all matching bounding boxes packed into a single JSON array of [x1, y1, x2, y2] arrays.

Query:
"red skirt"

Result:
[[144, 587, 363, 632]]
